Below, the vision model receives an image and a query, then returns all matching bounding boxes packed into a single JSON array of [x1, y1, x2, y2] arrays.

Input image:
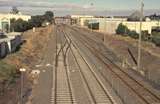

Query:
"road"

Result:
[[31, 24, 160, 104]]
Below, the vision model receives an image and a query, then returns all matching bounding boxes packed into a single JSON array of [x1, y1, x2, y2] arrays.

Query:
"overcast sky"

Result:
[[0, 0, 160, 16]]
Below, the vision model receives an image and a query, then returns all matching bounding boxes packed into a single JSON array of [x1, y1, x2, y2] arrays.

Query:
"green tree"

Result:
[[11, 19, 31, 32], [44, 11, 54, 23], [11, 6, 19, 14], [10, 18, 16, 32], [9, 11, 55, 32], [116, 23, 129, 35], [29, 15, 45, 27]]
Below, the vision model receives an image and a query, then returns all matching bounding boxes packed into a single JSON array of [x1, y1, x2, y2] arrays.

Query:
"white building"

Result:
[[0, 17, 10, 32], [75, 16, 160, 34], [71, 15, 94, 25], [0, 13, 31, 21], [0, 13, 31, 32], [71, 15, 94, 19]]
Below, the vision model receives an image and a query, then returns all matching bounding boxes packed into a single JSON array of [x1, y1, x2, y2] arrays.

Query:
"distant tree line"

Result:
[[10, 11, 54, 32], [147, 13, 160, 20]]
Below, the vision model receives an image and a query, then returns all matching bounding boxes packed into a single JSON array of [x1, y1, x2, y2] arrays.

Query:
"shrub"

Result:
[[141, 31, 150, 41], [0, 61, 17, 81], [152, 33, 160, 46], [128, 31, 139, 39], [84, 20, 89, 26], [88, 23, 99, 30]]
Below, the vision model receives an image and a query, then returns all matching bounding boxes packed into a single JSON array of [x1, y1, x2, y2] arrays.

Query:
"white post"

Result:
[[137, 0, 144, 72], [19, 68, 26, 104], [21, 71, 24, 104]]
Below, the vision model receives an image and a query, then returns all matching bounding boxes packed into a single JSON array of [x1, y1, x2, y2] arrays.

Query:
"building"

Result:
[[0, 13, 31, 32], [71, 15, 94, 25], [0, 13, 31, 21], [55, 17, 72, 25], [104, 18, 159, 34], [0, 17, 10, 32], [73, 15, 160, 34]]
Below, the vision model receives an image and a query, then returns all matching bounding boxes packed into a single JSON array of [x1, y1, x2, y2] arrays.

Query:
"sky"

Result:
[[0, 0, 160, 16]]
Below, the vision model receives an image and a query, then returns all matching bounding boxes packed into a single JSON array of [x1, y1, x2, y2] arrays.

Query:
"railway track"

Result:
[[51, 26, 75, 104], [65, 25, 160, 104], [61, 26, 118, 104]]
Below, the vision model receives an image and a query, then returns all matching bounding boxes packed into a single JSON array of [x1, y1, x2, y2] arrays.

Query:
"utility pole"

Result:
[[90, 3, 94, 32], [137, 0, 144, 72], [104, 10, 107, 42], [105, 10, 107, 32]]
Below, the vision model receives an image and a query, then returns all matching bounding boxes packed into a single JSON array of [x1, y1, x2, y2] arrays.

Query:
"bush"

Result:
[[152, 33, 160, 46], [0, 61, 17, 81], [141, 31, 150, 41], [88, 23, 99, 30], [128, 31, 139, 39], [116, 23, 129, 35], [11, 19, 32, 32], [84, 20, 89, 26]]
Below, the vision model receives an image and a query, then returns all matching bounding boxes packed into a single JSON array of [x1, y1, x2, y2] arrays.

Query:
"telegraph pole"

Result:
[[137, 0, 144, 72], [90, 3, 94, 31]]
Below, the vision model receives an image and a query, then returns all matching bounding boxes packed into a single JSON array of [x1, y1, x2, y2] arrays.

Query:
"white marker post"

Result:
[[19, 68, 26, 104]]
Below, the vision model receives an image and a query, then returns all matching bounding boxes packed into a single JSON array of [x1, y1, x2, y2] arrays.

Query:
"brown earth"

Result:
[[0, 25, 53, 104], [104, 34, 160, 87]]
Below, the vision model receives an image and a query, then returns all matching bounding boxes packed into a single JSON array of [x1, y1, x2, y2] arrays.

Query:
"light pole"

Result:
[[19, 68, 26, 104], [137, 0, 144, 72]]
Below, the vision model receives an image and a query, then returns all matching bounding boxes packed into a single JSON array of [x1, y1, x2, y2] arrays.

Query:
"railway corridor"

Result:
[[34, 24, 160, 104], [51, 25, 120, 104]]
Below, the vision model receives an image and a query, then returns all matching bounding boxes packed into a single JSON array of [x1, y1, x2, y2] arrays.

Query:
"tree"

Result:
[[11, 6, 19, 14], [11, 19, 31, 32], [10, 18, 16, 32], [9, 11, 55, 32], [29, 15, 45, 27], [44, 11, 54, 23], [116, 23, 129, 35]]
